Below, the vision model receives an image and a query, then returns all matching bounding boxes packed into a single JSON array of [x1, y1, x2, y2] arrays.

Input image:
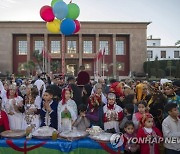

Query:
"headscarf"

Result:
[[140, 113, 153, 127], [61, 86, 73, 105], [6, 84, 17, 99], [109, 82, 124, 97]]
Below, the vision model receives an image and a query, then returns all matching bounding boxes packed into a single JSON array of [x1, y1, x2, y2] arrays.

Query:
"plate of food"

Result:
[[32, 126, 57, 139], [86, 126, 103, 136], [89, 132, 113, 143], [59, 130, 88, 141], [0, 130, 26, 138]]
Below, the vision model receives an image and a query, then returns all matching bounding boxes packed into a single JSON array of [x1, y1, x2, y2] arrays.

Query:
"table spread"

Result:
[[0, 137, 124, 154]]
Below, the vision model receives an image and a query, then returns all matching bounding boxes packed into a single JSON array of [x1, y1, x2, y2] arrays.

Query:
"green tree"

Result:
[[176, 60, 180, 78], [51, 60, 60, 73], [154, 56, 159, 78], [33, 50, 43, 71]]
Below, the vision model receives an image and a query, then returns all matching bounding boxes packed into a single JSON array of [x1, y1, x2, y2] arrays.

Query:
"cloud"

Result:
[[0, 0, 18, 8]]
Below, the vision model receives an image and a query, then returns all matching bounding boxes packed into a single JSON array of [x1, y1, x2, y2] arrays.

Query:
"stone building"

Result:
[[0, 21, 150, 79]]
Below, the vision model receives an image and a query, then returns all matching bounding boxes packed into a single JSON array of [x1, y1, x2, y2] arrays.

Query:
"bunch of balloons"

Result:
[[40, 0, 81, 36]]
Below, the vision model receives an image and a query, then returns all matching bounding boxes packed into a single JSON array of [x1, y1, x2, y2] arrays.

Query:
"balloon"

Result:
[[74, 20, 81, 33], [60, 19, 76, 36], [53, 1, 68, 20], [46, 19, 61, 34], [66, 3, 80, 20], [51, 0, 62, 7], [40, 5, 55, 22]]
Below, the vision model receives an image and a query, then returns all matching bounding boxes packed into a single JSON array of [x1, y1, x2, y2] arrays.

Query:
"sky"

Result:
[[0, 0, 179, 46]]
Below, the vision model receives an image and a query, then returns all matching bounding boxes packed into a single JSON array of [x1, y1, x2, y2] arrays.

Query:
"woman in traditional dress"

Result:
[[4, 84, 24, 130], [58, 87, 77, 132]]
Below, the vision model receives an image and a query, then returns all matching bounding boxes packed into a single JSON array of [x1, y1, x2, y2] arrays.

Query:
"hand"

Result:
[[64, 107, 69, 113], [119, 96, 125, 102], [8, 111, 14, 115], [80, 112, 85, 117]]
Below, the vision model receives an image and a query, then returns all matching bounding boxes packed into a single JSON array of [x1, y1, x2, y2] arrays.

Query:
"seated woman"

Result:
[[86, 89, 104, 129], [0, 98, 10, 133], [4, 84, 24, 130], [58, 87, 77, 132], [22, 85, 41, 130]]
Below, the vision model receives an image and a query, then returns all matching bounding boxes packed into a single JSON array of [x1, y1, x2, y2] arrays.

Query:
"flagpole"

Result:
[[42, 48, 44, 73], [102, 52, 105, 79], [96, 51, 98, 80]]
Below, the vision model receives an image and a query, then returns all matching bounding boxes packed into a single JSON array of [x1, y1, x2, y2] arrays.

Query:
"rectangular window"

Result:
[[83, 41, 92, 54], [67, 41, 76, 53], [99, 41, 109, 55], [174, 51, 179, 58], [18, 40, 27, 55], [116, 41, 125, 55], [34, 40, 44, 53], [51, 40, 60, 53], [147, 50, 153, 58], [161, 51, 166, 58]]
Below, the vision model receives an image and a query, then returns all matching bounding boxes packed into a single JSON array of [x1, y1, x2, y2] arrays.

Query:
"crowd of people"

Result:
[[0, 72, 180, 154]]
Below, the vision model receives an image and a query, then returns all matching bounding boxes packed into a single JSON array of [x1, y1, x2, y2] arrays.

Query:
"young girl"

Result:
[[4, 84, 24, 130], [0, 99, 10, 133], [40, 89, 58, 129], [73, 104, 90, 131], [137, 113, 162, 154], [103, 93, 123, 133], [22, 85, 41, 130], [58, 87, 77, 132], [132, 100, 148, 129], [123, 121, 139, 154]]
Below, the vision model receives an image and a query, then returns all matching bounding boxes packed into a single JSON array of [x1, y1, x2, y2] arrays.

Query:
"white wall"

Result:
[[147, 39, 161, 46], [147, 47, 180, 61]]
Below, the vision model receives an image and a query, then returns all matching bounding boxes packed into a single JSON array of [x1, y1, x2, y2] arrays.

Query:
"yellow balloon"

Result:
[[46, 19, 61, 33]]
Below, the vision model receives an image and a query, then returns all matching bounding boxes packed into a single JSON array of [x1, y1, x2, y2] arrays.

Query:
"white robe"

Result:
[[21, 96, 41, 130], [103, 104, 123, 133], [58, 99, 77, 132], [4, 96, 23, 130]]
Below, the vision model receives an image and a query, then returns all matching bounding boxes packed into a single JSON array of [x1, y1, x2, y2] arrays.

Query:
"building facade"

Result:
[[0, 21, 149, 78], [147, 36, 180, 61]]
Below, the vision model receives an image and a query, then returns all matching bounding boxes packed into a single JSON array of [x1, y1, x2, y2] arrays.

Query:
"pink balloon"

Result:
[[74, 20, 81, 33], [40, 5, 55, 22]]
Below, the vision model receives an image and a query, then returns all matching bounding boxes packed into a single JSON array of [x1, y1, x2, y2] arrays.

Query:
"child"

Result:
[[0, 98, 10, 133], [58, 87, 77, 132], [120, 103, 134, 130], [123, 121, 139, 154], [73, 104, 90, 131], [40, 89, 58, 129], [132, 100, 148, 129], [103, 93, 123, 133], [162, 103, 180, 154], [137, 113, 162, 154], [4, 84, 24, 130]]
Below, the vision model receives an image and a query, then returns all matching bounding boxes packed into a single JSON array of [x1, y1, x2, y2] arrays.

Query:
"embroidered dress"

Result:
[[4, 96, 23, 130], [22, 103, 40, 130], [0, 110, 10, 133], [137, 127, 162, 154], [58, 99, 77, 132], [103, 104, 123, 133]]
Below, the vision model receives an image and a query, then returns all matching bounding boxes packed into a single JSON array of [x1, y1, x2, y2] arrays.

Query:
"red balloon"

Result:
[[40, 5, 55, 22], [74, 20, 81, 33]]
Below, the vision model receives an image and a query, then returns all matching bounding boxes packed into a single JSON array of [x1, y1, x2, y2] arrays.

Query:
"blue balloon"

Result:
[[53, 1, 68, 20], [60, 19, 76, 36]]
